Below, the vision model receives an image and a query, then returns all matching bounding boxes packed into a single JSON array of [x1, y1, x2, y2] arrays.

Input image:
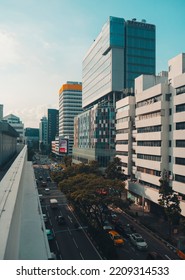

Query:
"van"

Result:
[[50, 198, 58, 209]]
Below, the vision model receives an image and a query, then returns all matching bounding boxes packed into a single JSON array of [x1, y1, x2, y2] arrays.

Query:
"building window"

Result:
[[137, 125, 161, 133], [176, 103, 185, 113], [116, 151, 128, 156], [176, 140, 185, 147], [176, 85, 185, 96], [175, 174, 185, 183], [137, 154, 161, 161], [176, 122, 185, 130], [175, 157, 185, 166], [116, 140, 129, 145], [137, 166, 161, 176], [137, 140, 161, 146]]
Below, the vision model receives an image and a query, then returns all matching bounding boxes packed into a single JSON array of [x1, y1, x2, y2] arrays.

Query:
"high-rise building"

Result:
[[73, 16, 156, 167], [3, 114, 24, 143], [39, 116, 48, 153], [73, 102, 115, 167], [59, 81, 82, 155], [0, 104, 3, 121], [24, 127, 39, 149], [116, 53, 185, 217], [47, 109, 59, 152], [82, 16, 155, 109]]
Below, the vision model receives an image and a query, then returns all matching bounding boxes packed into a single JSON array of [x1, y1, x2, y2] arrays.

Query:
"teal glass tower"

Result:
[[74, 16, 156, 167], [83, 16, 155, 109]]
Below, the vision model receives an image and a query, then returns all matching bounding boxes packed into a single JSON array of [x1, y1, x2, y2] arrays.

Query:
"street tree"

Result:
[[105, 157, 126, 180], [158, 169, 181, 235]]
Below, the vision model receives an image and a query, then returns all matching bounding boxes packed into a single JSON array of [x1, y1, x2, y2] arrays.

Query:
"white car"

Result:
[[129, 233, 148, 250], [42, 214, 48, 222]]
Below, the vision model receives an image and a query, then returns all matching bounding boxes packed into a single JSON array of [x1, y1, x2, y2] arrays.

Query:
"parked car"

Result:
[[39, 194, 44, 202], [46, 229, 54, 240], [129, 233, 148, 250], [49, 252, 57, 260], [108, 230, 125, 246], [43, 214, 48, 222]]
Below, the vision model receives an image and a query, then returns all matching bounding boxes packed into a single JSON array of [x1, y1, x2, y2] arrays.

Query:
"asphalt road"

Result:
[[34, 164, 102, 260], [108, 208, 180, 260]]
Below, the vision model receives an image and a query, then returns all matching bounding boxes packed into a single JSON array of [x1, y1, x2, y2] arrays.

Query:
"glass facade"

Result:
[[73, 103, 115, 167], [82, 16, 156, 109], [125, 20, 156, 88]]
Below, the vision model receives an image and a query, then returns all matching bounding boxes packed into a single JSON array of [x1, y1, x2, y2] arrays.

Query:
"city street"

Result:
[[35, 164, 102, 260], [33, 159, 180, 260]]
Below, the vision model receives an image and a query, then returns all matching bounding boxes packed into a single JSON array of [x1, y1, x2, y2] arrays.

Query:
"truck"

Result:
[[50, 198, 58, 209]]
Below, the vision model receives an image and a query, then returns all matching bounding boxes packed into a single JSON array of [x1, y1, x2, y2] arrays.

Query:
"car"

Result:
[[110, 213, 119, 223], [43, 214, 48, 222], [41, 181, 47, 187], [129, 233, 148, 250], [44, 188, 50, 195], [103, 224, 113, 231], [49, 252, 57, 260], [108, 230, 125, 246], [39, 176, 43, 181], [46, 229, 54, 240], [46, 176, 51, 182], [115, 222, 136, 238], [39, 194, 44, 202], [56, 215, 66, 225]]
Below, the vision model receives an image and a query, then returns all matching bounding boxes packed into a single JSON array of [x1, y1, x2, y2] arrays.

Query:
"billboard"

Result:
[[59, 137, 68, 154]]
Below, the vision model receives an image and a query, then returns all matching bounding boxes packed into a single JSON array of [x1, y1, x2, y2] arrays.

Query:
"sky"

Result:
[[0, 0, 185, 128]]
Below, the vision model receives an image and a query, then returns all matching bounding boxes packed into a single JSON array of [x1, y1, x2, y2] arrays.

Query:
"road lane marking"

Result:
[[67, 203, 103, 259], [55, 240, 60, 251], [73, 238, 78, 249], [80, 252, 84, 260], [68, 215, 73, 223], [68, 227, 72, 235], [165, 254, 171, 260]]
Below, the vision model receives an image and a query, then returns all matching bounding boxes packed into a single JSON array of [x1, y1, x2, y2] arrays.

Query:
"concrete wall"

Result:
[[0, 146, 50, 259], [0, 133, 17, 167]]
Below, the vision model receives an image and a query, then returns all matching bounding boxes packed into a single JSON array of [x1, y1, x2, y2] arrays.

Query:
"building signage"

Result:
[[59, 137, 68, 154]]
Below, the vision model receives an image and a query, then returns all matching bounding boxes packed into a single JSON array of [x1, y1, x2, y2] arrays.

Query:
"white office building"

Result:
[[3, 114, 24, 143], [116, 53, 185, 217], [59, 81, 82, 155]]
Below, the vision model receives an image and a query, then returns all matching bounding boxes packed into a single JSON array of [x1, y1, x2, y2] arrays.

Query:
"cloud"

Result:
[[6, 103, 58, 128], [0, 28, 21, 66]]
